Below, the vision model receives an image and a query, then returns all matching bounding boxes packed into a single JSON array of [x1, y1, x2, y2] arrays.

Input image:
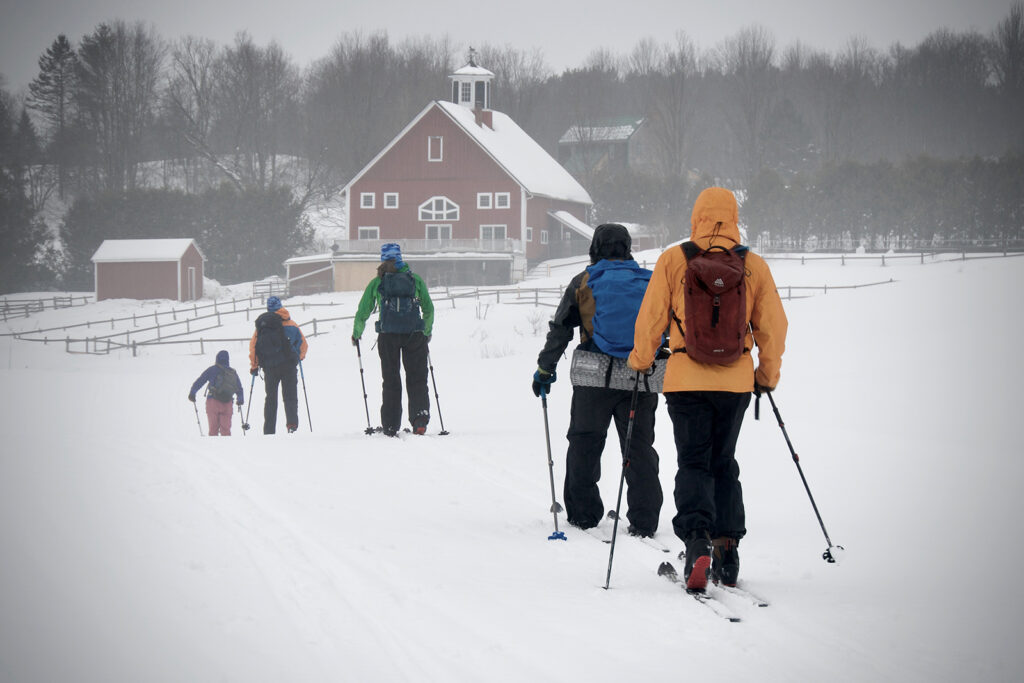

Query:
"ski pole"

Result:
[[354, 339, 375, 435], [193, 400, 204, 436], [539, 385, 566, 541], [604, 371, 641, 589], [244, 371, 257, 429], [765, 390, 844, 563], [298, 360, 312, 432], [238, 403, 249, 435], [426, 350, 449, 435]]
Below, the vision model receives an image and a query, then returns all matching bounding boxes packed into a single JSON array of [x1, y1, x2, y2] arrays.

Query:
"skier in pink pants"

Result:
[[189, 350, 245, 436]]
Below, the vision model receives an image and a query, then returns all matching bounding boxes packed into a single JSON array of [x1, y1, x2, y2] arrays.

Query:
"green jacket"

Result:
[[352, 265, 434, 339]]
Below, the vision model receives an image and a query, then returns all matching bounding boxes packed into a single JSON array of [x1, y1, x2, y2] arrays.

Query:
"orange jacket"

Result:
[[249, 307, 308, 371], [629, 187, 787, 393]]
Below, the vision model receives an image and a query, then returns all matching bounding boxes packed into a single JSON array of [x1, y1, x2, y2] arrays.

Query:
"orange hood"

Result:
[[690, 187, 741, 246]]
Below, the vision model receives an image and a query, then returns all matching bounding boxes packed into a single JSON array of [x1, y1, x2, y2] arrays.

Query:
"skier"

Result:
[[533, 223, 664, 537], [249, 296, 308, 434], [188, 349, 245, 436], [351, 243, 435, 436], [629, 187, 788, 590]]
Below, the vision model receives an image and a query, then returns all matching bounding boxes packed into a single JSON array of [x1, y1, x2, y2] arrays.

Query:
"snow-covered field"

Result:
[[1, 251, 1022, 682]]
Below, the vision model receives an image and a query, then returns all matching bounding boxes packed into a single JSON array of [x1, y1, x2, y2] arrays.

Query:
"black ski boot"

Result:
[[712, 537, 740, 587], [683, 530, 712, 592]]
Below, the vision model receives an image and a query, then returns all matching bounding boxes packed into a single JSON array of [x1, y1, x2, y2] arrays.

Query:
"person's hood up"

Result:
[[690, 187, 741, 246], [215, 350, 229, 365], [589, 223, 632, 264], [275, 307, 291, 321]]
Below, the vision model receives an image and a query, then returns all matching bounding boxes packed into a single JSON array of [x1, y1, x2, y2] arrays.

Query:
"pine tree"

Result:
[[28, 35, 78, 198]]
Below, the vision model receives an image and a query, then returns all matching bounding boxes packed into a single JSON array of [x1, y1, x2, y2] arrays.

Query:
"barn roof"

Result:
[[345, 101, 592, 206], [549, 210, 595, 240], [92, 238, 204, 263], [559, 118, 644, 145], [436, 101, 591, 204]]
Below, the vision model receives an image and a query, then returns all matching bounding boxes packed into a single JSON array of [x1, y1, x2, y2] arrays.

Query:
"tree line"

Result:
[[1, 4, 1023, 292]]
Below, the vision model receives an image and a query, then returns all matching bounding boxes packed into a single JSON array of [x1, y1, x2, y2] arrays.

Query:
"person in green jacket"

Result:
[[352, 243, 435, 436]]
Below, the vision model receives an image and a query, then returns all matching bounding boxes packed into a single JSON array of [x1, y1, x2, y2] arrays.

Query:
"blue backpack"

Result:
[[375, 271, 424, 334], [586, 260, 652, 358]]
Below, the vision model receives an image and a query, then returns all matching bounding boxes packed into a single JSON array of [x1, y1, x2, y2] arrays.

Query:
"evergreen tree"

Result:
[[28, 35, 78, 197]]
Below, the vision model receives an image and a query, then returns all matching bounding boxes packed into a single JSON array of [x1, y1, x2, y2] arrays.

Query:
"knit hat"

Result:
[[380, 243, 405, 269], [266, 296, 282, 311]]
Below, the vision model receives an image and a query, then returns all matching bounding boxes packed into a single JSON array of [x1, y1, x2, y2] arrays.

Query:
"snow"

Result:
[[1, 252, 1022, 682], [92, 238, 201, 263]]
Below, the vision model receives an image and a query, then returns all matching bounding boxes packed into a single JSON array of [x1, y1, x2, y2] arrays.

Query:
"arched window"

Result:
[[419, 196, 460, 222]]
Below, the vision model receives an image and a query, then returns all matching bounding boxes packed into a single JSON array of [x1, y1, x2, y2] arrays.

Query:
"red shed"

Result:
[[92, 238, 205, 302], [340, 56, 593, 282]]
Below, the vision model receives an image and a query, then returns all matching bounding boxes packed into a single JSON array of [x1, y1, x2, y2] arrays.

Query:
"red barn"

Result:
[[338, 58, 593, 286], [92, 238, 205, 302]]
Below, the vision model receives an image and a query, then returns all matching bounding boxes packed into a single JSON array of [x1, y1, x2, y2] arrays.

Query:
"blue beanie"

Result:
[[267, 296, 282, 311], [381, 243, 404, 269]]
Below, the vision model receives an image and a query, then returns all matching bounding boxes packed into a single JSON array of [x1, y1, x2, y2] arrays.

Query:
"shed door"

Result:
[[188, 267, 197, 301]]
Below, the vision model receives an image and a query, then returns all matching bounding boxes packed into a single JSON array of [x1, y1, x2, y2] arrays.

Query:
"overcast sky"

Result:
[[0, 0, 1017, 93]]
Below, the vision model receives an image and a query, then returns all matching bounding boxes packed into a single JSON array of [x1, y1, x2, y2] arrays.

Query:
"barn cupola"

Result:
[[450, 48, 494, 126]]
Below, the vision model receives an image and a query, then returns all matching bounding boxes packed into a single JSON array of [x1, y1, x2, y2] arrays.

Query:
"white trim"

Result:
[[479, 224, 507, 240], [360, 192, 375, 209], [428, 135, 443, 162], [494, 192, 510, 209], [540, 230, 549, 245], [341, 101, 439, 195], [425, 224, 453, 240], [525, 226, 533, 242], [357, 226, 380, 240], [477, 192, 492, 209], [419, 196, 460, 222], [383, 192, 399, 209]]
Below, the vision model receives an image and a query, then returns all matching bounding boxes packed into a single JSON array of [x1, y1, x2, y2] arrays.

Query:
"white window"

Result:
[[494, 192, 510, 209], [460, 82, 472, 103], [525, 226, 533, 242], [357, 226, 379, 240], [477, 192, 492, 209], [428, 135, 443, 162], [425, 224, 453, 240], [563, 230, 572, 240], [419, 196, 460, 221], [480, 225, 507, 241], [383, 193, 399, 209], [360, 192, 375, 209], [540, 230, 549, 245]]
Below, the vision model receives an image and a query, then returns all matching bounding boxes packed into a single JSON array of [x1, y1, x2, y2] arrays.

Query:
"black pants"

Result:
[[263, 363, 299, 434], [564, 386, 663, 533], [377, 332, 429, 431], [665, 391, 750, 541]]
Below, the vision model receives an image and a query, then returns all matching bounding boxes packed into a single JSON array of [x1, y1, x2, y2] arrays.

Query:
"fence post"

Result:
[[200, 338, 204, 355], [841, 254, 845, 266], [313, 319, 318, 336], [66, 336, 69, 353], [881, 254, 886, 267], [132, 341, 137, 357]]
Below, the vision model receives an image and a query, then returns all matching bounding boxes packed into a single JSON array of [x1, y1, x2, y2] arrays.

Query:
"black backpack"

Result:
[[254, 311, 297, 369], [375, 271, 424, 334], [672, 241, 749, 365], [208, 366, 239, 402]]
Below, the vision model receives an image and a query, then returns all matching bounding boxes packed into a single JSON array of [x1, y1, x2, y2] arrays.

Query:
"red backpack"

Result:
[[671, 242, 749, 364]]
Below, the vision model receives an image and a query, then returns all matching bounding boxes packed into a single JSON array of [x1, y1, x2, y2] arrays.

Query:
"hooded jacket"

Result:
[[190, 350, 245, 403], [248, 307, 308, 372], [629, 187, 787, 392]]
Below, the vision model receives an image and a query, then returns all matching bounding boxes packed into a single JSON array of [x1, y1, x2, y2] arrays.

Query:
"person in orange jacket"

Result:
[[629, 186, 787, 591], [249, 296, 308, 434]]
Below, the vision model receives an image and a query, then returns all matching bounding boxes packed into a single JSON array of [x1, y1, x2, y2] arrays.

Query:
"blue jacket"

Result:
[[190, 350, 245, 403]]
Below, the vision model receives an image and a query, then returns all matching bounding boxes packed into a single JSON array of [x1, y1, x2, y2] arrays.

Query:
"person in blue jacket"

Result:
[[532, 224, 664, 537], [189, 349, 245, 436]]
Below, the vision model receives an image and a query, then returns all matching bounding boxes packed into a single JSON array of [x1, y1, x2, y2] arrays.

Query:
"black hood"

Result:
[[589, 223, 632, 264]]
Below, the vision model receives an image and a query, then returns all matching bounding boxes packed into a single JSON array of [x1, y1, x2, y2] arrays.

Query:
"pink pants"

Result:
[[206, 398, 233, 436]]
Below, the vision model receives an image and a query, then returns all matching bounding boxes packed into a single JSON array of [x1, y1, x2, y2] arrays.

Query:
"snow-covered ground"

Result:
[[1, 251, 1022, 682]]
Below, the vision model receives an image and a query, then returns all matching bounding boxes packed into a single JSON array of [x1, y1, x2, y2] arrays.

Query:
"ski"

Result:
[[719, 584, 770, 607], [674, 549, 770, 606], [606, 511, 672, 553], [657, 561, 741, 623]]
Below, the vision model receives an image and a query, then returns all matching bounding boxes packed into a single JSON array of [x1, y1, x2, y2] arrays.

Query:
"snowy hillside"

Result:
[[1, 252, 1022, 682]]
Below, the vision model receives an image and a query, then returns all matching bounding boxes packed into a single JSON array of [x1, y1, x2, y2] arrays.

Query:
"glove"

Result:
[[351, 336, 359, 346], [236, 399, 244, 406], [188, 394, 196, 402], [532, 368, 556, 397], [753, 382, 774, 397], [425, 334, 432, 344], [250, 368, 259, 377]]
